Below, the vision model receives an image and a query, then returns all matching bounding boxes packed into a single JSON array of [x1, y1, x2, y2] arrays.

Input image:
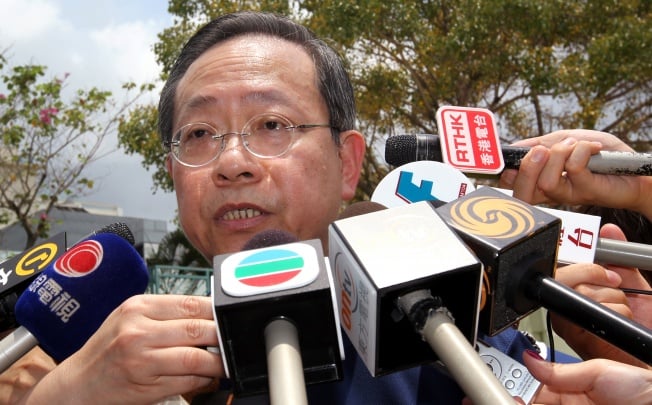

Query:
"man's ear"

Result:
[[338, 130, 366, 200]]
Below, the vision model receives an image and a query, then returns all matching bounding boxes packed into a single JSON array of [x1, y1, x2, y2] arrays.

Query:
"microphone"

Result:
[[490, 187, 652, 269], [370, 160, 476, 208], [385, 133, 652, 175], [0, 230, 149, 371], [0, 223, 136, 333], [595, 238, 652, 270], [435, 186, 652, 365], [330, 201, 516, 405], [536, 201, 652, 269], [212, 230, 343, 401], [0, 233, 67, 333]]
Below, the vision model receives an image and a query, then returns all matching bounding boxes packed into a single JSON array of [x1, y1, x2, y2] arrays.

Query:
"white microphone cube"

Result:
[[329, 201, 483, 376]]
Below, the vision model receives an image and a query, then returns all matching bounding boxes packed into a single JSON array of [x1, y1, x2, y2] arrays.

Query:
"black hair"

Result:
[[158, 11, 356, 147]]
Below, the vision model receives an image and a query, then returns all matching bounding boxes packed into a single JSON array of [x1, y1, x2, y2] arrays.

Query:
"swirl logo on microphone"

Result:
[[221, 242, 319, 297], [447, 196, 535, 239], [53, 240, 103, 277]]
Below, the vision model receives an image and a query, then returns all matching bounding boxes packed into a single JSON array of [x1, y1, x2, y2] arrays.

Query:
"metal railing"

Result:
[[148, 265, 212, 296]]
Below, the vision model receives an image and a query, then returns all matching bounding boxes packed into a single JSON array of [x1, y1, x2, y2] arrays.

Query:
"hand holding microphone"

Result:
[[386, 133, 652, 176], [496, 130, 652, 222], [213, 230, 343, 403], [23, 294, 222, 404], [435, 186, 652, 365], [552, 223, 652, 369], [0, 227, 148, 370]]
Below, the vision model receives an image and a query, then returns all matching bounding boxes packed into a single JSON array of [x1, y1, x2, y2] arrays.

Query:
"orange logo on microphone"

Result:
[[448, 196, 535, 239]]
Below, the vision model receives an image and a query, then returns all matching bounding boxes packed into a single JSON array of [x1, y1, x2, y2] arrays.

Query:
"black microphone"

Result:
[[212, 230, 343, 401], [0, 233, 67, 333], [330, 201, 516, 405], [0, 223, 136, 334], [385, 133, 652, 175], [0, 228, 149, 371], [435, 186, 652, 365]]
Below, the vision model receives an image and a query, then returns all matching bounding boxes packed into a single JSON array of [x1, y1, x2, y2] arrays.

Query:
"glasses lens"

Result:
[[174, 123, 220, 166], [245, 113, 293, 157]]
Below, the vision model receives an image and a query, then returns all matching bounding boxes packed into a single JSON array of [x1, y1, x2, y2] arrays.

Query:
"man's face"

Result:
[[167, 35, 364, 259]]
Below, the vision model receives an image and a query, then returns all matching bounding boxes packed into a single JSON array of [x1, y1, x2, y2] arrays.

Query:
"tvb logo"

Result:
[[220, 242, 320, 297]]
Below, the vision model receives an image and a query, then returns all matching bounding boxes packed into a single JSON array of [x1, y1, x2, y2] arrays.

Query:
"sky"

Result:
[[0, 0, 178, 229]]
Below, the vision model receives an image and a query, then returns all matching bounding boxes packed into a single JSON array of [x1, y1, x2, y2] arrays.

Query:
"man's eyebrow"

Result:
[[184, 94, 219, 111], [182, 91, 293, 112]]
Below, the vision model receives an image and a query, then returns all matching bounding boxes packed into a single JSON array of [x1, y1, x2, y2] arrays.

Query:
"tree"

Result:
[[147, 227, 209, 268], [119, 0, 651, 200], [0, 54, 152, 249]]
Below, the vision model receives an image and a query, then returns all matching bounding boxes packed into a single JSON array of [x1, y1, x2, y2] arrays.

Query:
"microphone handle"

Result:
[[264, 317, 308, 405], [595, 238, 652, 270], [404, 134, 652, 175], [525, 274, 652, 365], [503, 147, 652, 176], [0, 326, 38, 372], [421, 309, 515, 405]]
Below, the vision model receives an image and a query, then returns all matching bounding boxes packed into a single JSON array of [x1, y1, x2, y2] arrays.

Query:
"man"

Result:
[[4, 11, 644, 404], [6, 11, 522, 404]]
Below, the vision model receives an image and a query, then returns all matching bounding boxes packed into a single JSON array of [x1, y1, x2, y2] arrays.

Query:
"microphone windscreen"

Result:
[[15, 232, 149, 362], [95, 222, 135, 246], [242, 229, 298, 251], [385, 135, 419, 166], [338, 201, 387, 219]]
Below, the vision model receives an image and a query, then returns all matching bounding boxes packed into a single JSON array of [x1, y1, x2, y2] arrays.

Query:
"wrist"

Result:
[[23, 360, 86, 405]]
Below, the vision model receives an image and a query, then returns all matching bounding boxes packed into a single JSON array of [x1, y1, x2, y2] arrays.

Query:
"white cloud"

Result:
[[90, 21, 161, 85], [0, 0, 68, 41]]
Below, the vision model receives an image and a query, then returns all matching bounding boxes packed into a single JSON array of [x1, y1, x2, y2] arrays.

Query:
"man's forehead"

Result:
[[174, 34, 323, 122]]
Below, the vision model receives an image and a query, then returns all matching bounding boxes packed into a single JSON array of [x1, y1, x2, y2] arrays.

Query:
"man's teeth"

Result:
[[223, 208, 262, 220]]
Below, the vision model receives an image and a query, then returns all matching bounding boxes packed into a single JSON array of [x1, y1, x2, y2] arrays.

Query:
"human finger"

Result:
[[509, 145, 551, 204], [117, 295, 215, 322], [553, 263, 621, 290]]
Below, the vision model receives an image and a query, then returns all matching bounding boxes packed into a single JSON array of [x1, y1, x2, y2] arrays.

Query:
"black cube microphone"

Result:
[[435, 186, 562, 336], [436, 186, 652, 365], [212, 231, 343, 400]]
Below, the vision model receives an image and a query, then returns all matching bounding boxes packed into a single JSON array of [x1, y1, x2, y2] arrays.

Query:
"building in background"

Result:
[[0, 202, 212, 297], [0, 202, 169, 262]]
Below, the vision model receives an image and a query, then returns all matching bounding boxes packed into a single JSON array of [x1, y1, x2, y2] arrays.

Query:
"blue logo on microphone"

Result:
[[396, 171, 439, 203]]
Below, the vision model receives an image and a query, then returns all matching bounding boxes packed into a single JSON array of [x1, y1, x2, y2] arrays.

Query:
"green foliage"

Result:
[[0, 56, 149, 248], [304, 0, 651, 146], [117, 0, 651, 198], [117, 103, 172, 191], [147, 227, 209, 267]]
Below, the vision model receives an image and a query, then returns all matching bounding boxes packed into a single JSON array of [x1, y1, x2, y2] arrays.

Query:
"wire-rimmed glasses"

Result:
[[165, 112, 338, 167]]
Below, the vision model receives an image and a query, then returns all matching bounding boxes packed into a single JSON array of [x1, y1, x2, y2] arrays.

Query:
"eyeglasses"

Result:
[[165, 112, 338, 167]]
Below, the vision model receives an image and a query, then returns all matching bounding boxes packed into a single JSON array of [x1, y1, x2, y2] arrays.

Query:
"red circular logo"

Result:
[[54, 240, 103, 277]]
